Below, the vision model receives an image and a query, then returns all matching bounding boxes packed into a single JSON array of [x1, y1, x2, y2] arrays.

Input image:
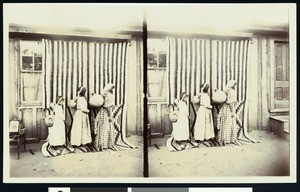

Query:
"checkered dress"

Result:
[[216, 104, 237, 144], [93, 107, 114, 150], [216, 88, 237, 144]]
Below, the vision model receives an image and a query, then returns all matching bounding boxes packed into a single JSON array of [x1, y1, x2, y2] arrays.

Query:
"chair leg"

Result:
[[17, 138, 20, 160], [23, 139, 26, 152]]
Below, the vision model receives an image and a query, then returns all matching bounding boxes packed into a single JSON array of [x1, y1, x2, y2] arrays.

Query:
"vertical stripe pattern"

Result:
[[167, 37, 250, 103], [43, 39, 131, 148], [44, 40, 128, 108], [166, 36, 251, 146]]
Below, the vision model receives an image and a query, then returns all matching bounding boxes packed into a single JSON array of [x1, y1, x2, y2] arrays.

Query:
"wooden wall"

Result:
[[9, 39, 18, 120], [8, 36, 144, 140], [126, 37, 144, 135], [9, 39, 47, 140], [247, 34, 289, 131]]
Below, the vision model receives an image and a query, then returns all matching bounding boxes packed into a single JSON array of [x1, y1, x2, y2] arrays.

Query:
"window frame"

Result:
[[19, 40, 44, 107], [147, 38, 168, 102]]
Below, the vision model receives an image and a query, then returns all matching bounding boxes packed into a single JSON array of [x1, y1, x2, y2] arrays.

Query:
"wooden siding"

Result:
[[247, 35, 289, 131], [9, 40, 19, 120], [126, 38, 144, 135], [148, 103, 172, 135]]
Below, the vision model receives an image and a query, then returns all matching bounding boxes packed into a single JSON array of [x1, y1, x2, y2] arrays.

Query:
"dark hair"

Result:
[[201, 83, 210, 93], [77, 86, 87, 96], [180, 92, 188, 100], [56, 96, 64, 104]]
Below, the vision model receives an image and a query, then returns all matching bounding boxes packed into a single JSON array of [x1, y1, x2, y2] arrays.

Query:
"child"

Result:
[[171, 92, 190, 145], [70, 86, 92, 146], [193, 83, 215, 142], [47, 96, 66, 148]]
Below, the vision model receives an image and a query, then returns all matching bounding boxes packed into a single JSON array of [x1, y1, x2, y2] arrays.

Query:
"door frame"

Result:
[[269, 39, 289, 112]]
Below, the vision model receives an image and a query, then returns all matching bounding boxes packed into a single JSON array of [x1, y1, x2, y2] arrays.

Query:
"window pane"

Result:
[[23, 86, 35, 101], [148, 83, 161, 98], [34, 57, 42, 71], [22, 56, 34, 71], [21, 40, 43, 72], [283, 87, 289, 100], [22, 73, 35, 86], [148, 70, 160, 83], [275, 87, 283, 100], [21, 73, 43, 103], [160, 71, 167, 98], [35, 74, 43, 101], [148, 53, 157, 68], [147, 70, 167, 99], [275, 45, 283, 81], [158, 53, 166, 68]]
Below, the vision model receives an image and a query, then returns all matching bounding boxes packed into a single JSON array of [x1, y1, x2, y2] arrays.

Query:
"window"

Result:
[[147, 38, 167, 69], [147, 38, 167, 101], [19, 40, 43, 105], [147, 38, 169, 135]]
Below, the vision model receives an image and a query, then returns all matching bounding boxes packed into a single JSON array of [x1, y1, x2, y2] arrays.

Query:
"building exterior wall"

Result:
[[8, 36, 144, 140], [248, 34, 289, 131]]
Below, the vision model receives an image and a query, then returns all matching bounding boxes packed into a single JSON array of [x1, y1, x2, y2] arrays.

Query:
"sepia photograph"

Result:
[[3, 3, 296, 183], [4, 4, 144, 180], [145, 4, 296, 180]]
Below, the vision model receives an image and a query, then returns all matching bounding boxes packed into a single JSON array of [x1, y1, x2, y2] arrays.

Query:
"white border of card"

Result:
[[3, 3, 297, 183]]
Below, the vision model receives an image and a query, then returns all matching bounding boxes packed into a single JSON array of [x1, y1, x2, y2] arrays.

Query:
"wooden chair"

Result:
[[9, 120, 26, 159]]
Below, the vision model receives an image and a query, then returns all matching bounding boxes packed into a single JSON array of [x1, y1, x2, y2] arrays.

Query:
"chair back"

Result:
[[9, 120, 20, 133]]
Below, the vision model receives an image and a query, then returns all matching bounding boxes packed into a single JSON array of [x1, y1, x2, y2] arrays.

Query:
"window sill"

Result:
[[147, 67, 166, 70], [18, 105, 43, 109], [20, 71, 42, 73], [269, 108, 289, 113], [148, 98, 167, 103]]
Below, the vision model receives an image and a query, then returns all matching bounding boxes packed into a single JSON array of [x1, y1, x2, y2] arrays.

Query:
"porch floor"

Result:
[[149, 130, 290, 177]]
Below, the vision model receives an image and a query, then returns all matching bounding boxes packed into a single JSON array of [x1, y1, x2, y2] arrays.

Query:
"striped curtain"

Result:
[[167, 37, 254, 143], [42, 39, 135, 148], [167, 37, 250, 103], [42, 39, 128, 107], [211, 40, 250, 102]]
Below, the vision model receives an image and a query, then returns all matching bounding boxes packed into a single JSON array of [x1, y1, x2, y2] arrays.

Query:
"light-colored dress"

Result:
[[94, 92, 115, 150], [48, 105, 66, 146], [216, 88, 237, 144], [70, 97, 92, 146], [194, 93, 215, 141], [172, 100, 190, 141]]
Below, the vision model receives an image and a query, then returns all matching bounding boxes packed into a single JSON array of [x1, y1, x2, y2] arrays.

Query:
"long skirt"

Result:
[[70, 110, 92, 146], [194, 106, 215, 141], [172, 112, 190, 141], [48, 119, 66, 146], [94, 108, 114, 150], [216, 103, 237, 144]]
